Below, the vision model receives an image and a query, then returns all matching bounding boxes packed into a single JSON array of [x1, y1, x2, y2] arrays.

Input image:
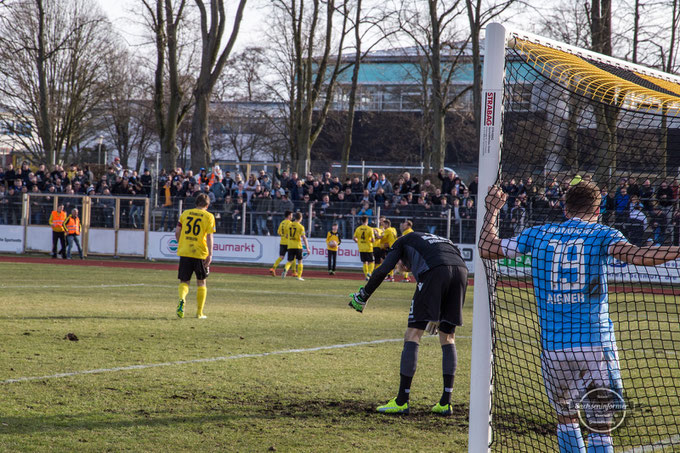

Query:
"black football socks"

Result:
[[396, 341, 419, 405]]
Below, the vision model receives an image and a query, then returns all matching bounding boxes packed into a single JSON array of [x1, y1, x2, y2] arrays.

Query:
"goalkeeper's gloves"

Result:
[[425, 321, 440, 335], [349, 287, 369, 313]]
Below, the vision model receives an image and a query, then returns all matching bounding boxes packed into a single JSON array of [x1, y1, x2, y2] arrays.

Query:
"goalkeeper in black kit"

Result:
[[349, 232, 468, 415]]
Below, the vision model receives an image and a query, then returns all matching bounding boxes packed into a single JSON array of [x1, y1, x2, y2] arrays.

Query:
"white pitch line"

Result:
[[622, 435, 680, 452], [0, 335, 471, 385], [1, 338, 405, 384]]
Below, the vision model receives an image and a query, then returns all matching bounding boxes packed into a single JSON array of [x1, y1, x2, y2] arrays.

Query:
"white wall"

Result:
[[88, 229, 116, 255], [0, 225, 24, 253], [25, 225, 53, 252]]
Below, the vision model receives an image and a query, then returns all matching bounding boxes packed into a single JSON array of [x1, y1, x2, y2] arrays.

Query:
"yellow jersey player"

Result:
[[373, 224, 385, 269], [354, 215, 375, 280], [282, 211, 309, 281], [326, 222, 341, 275], [175, 193, 216, 319], [380, 218, 399, 281], [270, 210, 293, 276], [400, 219, 415, 282]]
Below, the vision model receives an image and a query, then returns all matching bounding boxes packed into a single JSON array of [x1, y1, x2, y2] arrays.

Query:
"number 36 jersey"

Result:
[[502, 218, 627, 350], [177, 208, 216, 259]]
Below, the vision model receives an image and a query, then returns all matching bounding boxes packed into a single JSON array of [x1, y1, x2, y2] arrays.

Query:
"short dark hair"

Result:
[[284, 210, 292, 218], [360, 215, 368, 224], [195, 193, 210, 207], [565, 181, 601, 215], [294, 212, 303, 221]]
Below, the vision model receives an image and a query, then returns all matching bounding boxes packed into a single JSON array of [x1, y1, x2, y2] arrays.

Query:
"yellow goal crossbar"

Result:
[[513, 38, 680, 115]]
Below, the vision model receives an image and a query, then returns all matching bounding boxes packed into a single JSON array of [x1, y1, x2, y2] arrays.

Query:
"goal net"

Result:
[[471, 24, 680, 452]]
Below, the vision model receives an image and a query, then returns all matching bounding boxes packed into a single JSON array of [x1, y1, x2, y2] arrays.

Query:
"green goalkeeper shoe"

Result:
[[431, 402, 453, 416], [176, 300, 185, 319], [377, 398, 409, 414]]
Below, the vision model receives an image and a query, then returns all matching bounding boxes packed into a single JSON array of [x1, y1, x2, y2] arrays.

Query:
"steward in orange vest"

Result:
[[49, 204, 67, 258], [64, 213, 81, 236], [63, 208, 83, 259], [49, 207, 67, 232]]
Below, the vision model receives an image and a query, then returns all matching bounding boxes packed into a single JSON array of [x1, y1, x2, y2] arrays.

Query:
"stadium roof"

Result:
[[342, 41, 482, 63]]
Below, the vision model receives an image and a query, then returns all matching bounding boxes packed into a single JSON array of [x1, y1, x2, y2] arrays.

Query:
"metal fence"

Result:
[[6, 193, 676, 257], [146, 198, 479, 243]]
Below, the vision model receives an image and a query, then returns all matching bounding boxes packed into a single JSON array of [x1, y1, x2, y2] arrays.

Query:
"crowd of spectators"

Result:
[[0, 158, 152, 228], [4, 157, 680, 246], [496, 175, 680, 246], [0, 159, 481, 241], [156, 165, 480, 241]]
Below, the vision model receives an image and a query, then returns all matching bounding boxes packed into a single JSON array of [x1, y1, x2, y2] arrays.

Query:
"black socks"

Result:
[[440, 343, 457, 405], [396, 341, 419, 405]]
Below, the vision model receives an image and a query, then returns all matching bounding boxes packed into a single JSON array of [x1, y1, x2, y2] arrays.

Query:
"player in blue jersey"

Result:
[[480, 181, 680, 453]]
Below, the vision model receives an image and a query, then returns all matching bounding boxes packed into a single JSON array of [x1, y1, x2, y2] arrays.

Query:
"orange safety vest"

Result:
[[208, 173, 218, 187], [64, 216, 81, 236], [50, 211, 67, 232]]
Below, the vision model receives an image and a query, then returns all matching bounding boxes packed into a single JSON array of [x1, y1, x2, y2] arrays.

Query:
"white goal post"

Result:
[[468, 21, 505, 453]]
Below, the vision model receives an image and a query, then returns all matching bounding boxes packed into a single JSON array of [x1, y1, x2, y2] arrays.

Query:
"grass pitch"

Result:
[[0, 262, 472, 452]]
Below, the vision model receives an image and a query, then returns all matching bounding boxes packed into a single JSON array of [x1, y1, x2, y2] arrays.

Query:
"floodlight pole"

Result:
[[468, 22, 506, 453]]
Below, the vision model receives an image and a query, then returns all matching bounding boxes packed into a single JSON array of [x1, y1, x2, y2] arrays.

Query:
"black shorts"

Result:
[[359, 251, 374, 262], [373, 247, 384, 263], [407, 265, 468, 328], [178, 256, 209, 281], [279, 244, 288, 257], [287, 248, 303, 261]]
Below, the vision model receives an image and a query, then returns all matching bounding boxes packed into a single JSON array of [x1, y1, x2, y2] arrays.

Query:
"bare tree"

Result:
[[0, 0, 113, 165], [339, 0, 364, 177], [465, 0, 517, 159], [140, 0, 194, 171], [339, 1, 395, 175], [648, 0, 680, 180], [210, 104, 274, 162], [217, 47, 267, 102], [396, 0, 470, 170], [100, 44, 157, 170], [538, 3, 591, 171], [267, 0, 351, 175], [132, 104, 157, 172], [189, 0, 248, 172], [654, 0, 680, 72], [586, 0, 621, 179]]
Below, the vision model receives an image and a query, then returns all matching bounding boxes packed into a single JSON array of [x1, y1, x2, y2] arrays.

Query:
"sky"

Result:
[[96, 0, 265, 50]]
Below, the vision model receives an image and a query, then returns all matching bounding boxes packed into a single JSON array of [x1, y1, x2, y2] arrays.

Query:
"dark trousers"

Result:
[[52, 231, 66, 258], [328, 250, 337, 271]]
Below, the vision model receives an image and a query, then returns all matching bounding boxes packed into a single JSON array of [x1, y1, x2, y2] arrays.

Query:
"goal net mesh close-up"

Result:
[[481, 34, 680, 452]]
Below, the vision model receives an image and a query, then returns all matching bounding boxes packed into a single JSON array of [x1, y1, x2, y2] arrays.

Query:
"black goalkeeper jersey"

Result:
[[364, 232, 466, 296]]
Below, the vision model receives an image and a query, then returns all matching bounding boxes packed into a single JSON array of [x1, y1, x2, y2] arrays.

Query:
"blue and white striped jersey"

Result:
[[503, 218, 627, 350]]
